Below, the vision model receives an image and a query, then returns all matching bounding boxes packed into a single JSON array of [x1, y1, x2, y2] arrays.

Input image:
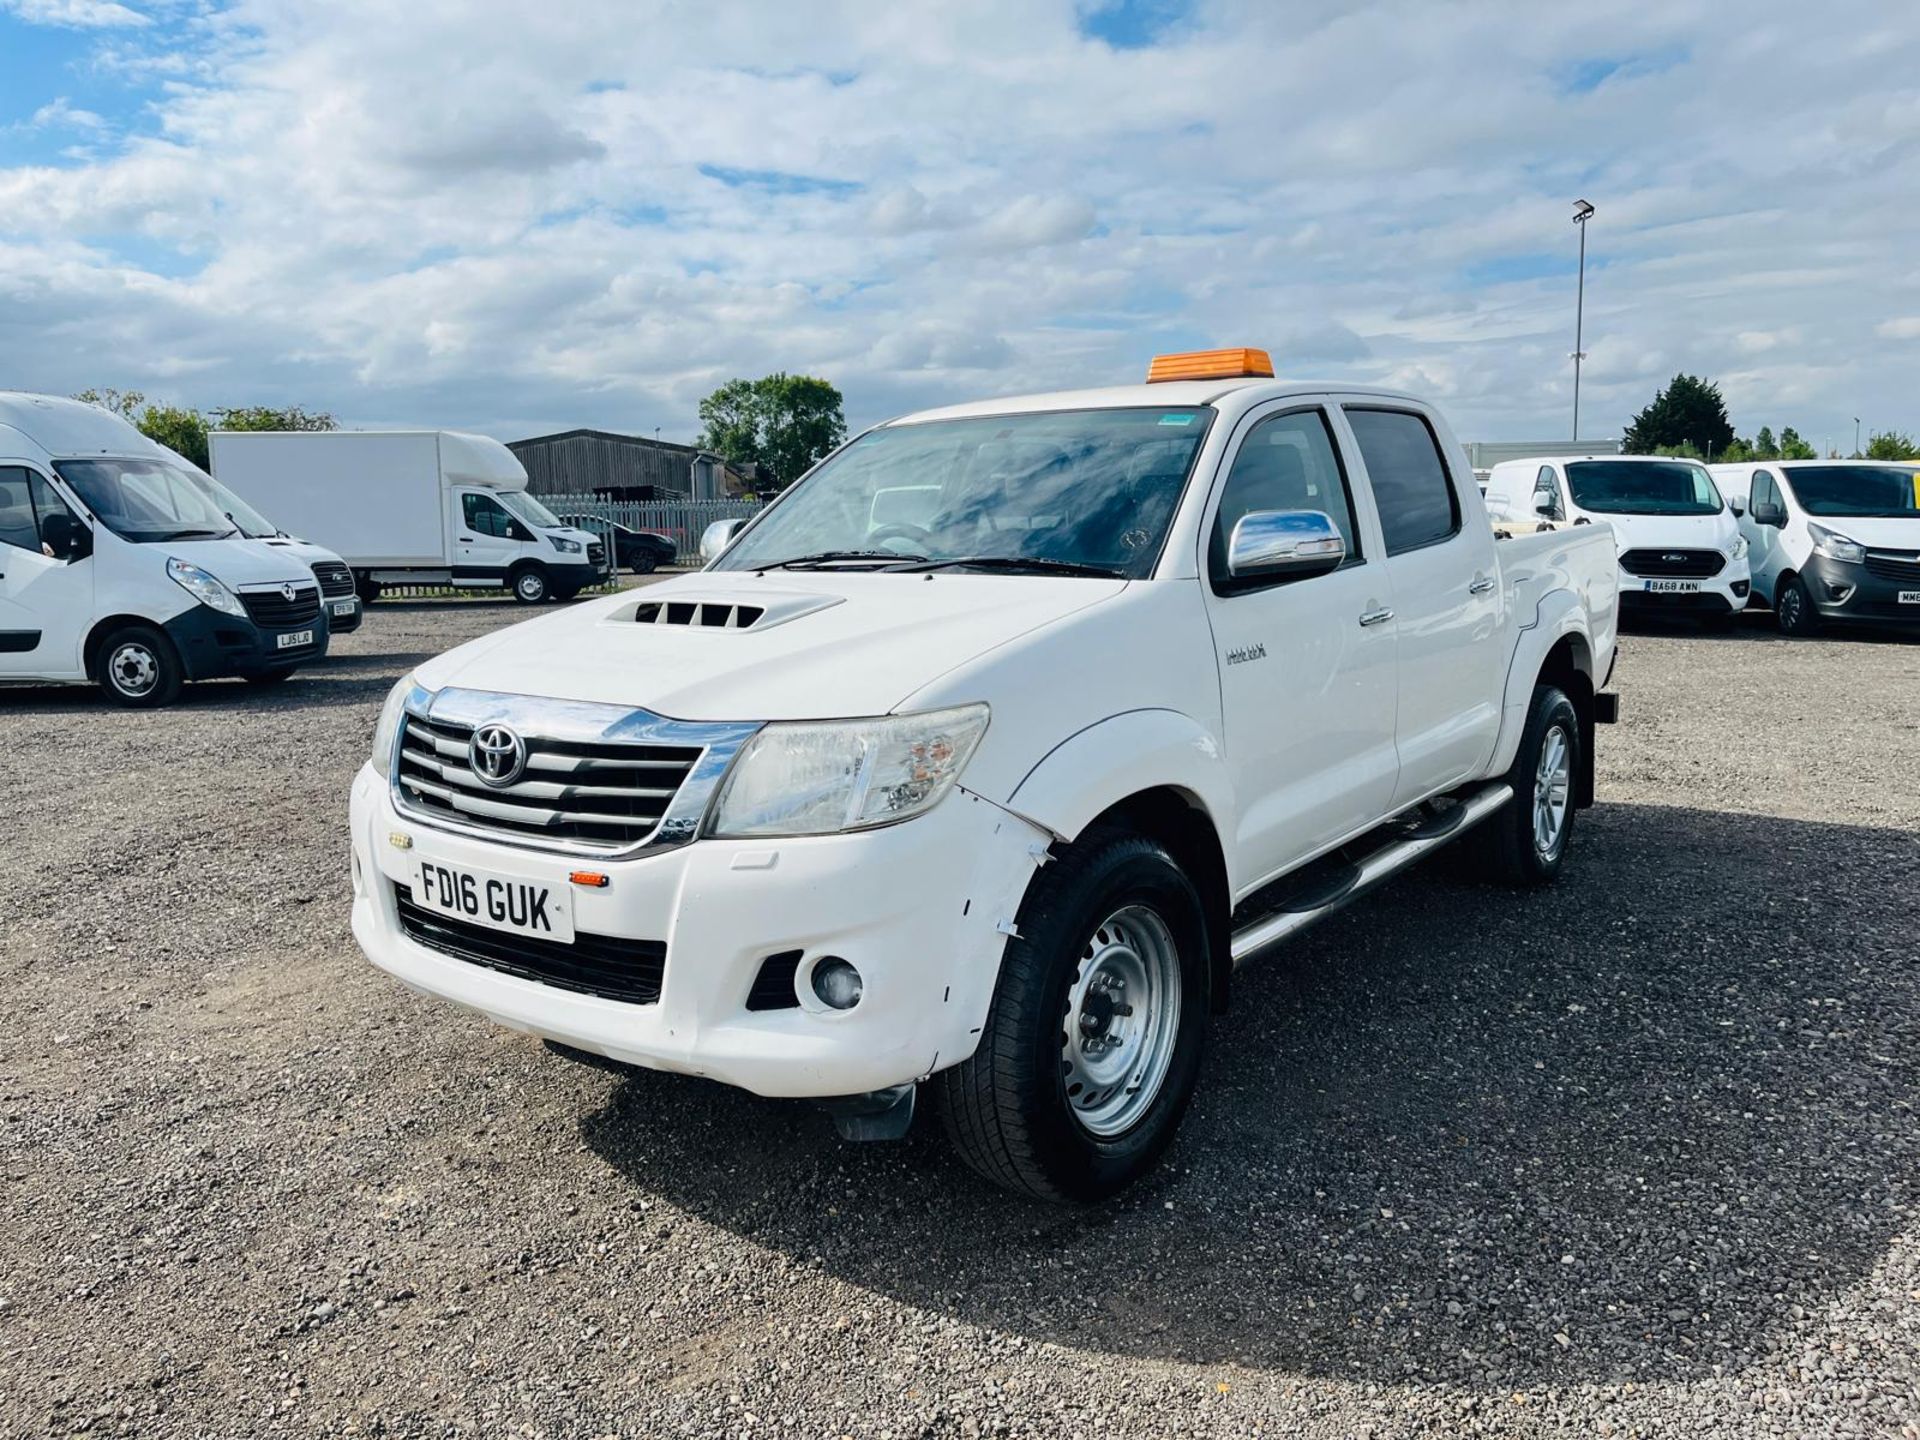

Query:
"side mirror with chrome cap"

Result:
[[1226, 509, 1346, 584], [700, 518, 746, 565]]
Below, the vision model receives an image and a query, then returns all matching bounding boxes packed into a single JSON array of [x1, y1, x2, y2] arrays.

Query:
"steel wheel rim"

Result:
[[518, 575, 543, 600], [109, 641, 158, 696], [1060, 904, 1182, 1138], [1533, 723, 1572, 857]]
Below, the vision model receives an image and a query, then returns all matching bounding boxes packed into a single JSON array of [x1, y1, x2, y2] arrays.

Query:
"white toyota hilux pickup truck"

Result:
[[350, 349, 1620, 1201]]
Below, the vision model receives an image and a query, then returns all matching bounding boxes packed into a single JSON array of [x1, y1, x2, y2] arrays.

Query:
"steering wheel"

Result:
[[867, 523, 934, 551]]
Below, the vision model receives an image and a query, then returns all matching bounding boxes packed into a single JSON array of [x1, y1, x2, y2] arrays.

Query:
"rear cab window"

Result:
[[1344, 408, 1461, 555]]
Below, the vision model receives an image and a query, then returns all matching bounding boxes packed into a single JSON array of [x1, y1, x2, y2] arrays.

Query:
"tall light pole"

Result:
[[1854, 417, 1861, 456], [1571, 199, 1595, 443]]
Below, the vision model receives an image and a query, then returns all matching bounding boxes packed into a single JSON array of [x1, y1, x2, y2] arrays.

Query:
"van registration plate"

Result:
[[412, 858, 575, 943], [1899, 590, 1920, 604], [330, 599, 356, 618], [1644, 579, 1700, 594], [276, 628, 314, 649]]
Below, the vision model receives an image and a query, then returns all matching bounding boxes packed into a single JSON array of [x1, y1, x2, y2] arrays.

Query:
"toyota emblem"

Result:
[[469, 724, 527, 788]]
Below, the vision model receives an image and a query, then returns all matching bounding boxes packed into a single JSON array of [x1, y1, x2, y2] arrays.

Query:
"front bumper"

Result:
[[162, 604, 330, 679], [1802, 554, 1920, 625], [322, 594, 362, 633], [348, 766, 1047, 1098], [1616, 561, 1749, 617]]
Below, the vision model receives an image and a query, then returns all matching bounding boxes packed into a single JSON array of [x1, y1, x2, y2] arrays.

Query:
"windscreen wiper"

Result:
[[900, 556, 1128, 579], [754, 550, 931, 571]]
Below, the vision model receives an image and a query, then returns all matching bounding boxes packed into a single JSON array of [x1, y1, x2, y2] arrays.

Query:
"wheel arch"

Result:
[[83, 613, 171, 680], [1488, 603, 1597, 807]]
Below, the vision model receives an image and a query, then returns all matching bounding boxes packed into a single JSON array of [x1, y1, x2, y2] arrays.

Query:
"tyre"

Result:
[[1467, 683, 1579, 888], [354, 573, 381, 604], [1775, 572, 1819, 637], [631, 552, 658, 575], [509, 565, 551, 604], [245, 668, 297, 687], [938, 828, 1211, 1203], [96, 624, 184, 708]]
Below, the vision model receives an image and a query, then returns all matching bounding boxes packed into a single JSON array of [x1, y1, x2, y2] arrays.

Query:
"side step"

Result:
[[1228, 781, 1513, 968]]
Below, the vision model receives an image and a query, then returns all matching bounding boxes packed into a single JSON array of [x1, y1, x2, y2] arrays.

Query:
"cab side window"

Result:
[[1750, 471, 1776, 518], [1345, 408, 1461, 555], [462, 493, 514, 539], [0, 469, 37, 551], [1208, 408, 1359, 589]]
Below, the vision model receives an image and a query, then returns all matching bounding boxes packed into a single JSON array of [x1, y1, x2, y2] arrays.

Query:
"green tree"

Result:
[[1719, 437, 1754, 463], [1622, 373, 1735, 457], [1651, 442, 1705, 460], [1864, 430, 1919, 461], [1752, 425, 1778, 459], [1778, 427, 1817, 460], [211, 404, 338, 433], [139, 405, 211, 469], [696, 373, 846, 489]]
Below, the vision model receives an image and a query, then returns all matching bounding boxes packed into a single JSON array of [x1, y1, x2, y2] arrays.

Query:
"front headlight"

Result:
[[708, 704, 990, 838], [1809, 523, 1865, 564], [1728, 534, 1749, 561], [549, 535, 583, 554], [166, 557, 246, 617], [371, 672, 419, 779]]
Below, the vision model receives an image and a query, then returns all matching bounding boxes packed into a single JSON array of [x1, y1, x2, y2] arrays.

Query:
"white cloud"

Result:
[[0, 0, 1917, 445], [27, 97, 110, 133], [3, 0, 148, 27]]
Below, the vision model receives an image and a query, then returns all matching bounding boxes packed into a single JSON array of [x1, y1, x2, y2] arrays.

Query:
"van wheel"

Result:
[[354, 573, 381, 604], [937, 829, 1210, 1203], [1467, 683, 1579, 888], [1776, 573, 1819, 636], [509, 565, 551, 604], [96, 624, 184, 708]]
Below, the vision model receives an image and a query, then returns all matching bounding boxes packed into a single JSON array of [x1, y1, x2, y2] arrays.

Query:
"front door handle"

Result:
[[1358, 607, 1395, 627], [1468, 576, 1496, 595]]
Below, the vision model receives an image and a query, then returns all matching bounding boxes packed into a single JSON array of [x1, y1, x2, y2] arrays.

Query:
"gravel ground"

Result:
[[3, 600, 1918, 1439]]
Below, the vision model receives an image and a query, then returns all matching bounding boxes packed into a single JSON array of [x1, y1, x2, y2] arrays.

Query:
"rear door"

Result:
[[0, 465, 94, 679], [1198, 400, 1399, 886], [1337, 403, 1505, 807]]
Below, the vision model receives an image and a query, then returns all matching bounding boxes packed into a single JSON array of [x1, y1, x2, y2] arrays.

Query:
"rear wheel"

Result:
[[1776, 572, 1819, 636], [938, 829, 1210, 1203], [354, 573, 381, 604], [631, 552, 658, 575], [96, 624, 183, 708], [509, 565, 551, 604], [1466, 683, 1579, 888]]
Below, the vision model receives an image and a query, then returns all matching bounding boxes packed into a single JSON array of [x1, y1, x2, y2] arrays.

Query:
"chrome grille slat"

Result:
[[400, 746, 679, 801]]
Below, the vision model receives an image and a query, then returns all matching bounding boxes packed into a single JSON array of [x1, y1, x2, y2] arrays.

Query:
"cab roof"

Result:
[[884, 378, 1429, 427], [0, 390, 171, 461]]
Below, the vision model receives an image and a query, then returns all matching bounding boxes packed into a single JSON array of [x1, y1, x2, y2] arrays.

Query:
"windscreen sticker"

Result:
[[1159, 414, 1197, 426]]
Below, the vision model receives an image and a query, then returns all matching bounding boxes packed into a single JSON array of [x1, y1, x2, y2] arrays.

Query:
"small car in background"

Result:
[[559, 515, 678, 573]]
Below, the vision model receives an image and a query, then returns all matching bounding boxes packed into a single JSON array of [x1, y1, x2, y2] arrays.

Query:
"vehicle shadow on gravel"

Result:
[[580, 801, 1920, 1386]]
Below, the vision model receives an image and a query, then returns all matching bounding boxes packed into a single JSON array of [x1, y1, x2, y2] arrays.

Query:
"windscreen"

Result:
[[55, 455, 261, 543], [1565, 460, 1723, 516], [714, 407, 1215, 578], [497, 490, 563, 529], [1782, 465, 1920, 518]]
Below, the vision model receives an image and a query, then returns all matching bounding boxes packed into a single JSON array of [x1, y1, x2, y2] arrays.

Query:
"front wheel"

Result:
[[509, 565, 550, 604], [96, 624, 184, 708], [630, 552, 658, 575], [1466, 683, 1580, 888], [937, 829, 1210, 1203], [1776, 573, 1819, 637]]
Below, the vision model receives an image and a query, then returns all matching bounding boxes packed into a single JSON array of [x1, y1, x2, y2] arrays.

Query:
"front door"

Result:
[[0, 465, 94, 680], [1200, 402, 1399, 888], [455, 489, 525, 584], [1338, 404, 1505, 807]]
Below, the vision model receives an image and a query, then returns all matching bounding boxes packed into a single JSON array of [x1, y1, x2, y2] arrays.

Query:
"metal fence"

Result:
[[542, 495, 765, 564]]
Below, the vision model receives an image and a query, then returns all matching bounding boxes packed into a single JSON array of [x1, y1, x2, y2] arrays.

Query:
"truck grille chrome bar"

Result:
[[389, 686, 761, 858]]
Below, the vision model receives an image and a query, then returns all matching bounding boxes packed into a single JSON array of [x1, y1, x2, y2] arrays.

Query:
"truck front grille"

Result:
[[310, 560, 355, 598], [587, 541, 606, 568], [1863, 548, 1920, 583], [396, 715, 704, 852], [1619, 548, 1725, 578], [393, 884, 665, 1004], [240, 583, 323, 627]]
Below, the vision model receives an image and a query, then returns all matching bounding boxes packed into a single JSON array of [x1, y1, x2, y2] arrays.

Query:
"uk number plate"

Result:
[[1645, 579, 1700, 594], [1900, 590, 1920, 605], [412, 858, 575, 943], [330, 599, 356, 617], [276, 628, 314, 649]]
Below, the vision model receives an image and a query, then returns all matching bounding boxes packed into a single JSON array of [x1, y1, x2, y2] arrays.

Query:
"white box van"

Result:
[[1483, 454, 1749, 622], [0, 392, 334, 706], [209, 430, 606, 605], [1710, 460, 1920, 634]]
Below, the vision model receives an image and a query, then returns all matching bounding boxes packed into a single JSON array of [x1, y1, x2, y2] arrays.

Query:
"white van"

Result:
[[0, 392, 334, 706], [210, 430, 605, 605], [1484, 454, 1749, 622], [1710, 460, 1920, 635]]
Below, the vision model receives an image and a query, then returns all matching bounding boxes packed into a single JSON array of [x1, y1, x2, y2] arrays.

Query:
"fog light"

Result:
[[810, 957, 863, 1011]]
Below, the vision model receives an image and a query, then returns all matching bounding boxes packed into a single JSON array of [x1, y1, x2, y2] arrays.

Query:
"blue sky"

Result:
[[2, 0, 1917, 451]]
